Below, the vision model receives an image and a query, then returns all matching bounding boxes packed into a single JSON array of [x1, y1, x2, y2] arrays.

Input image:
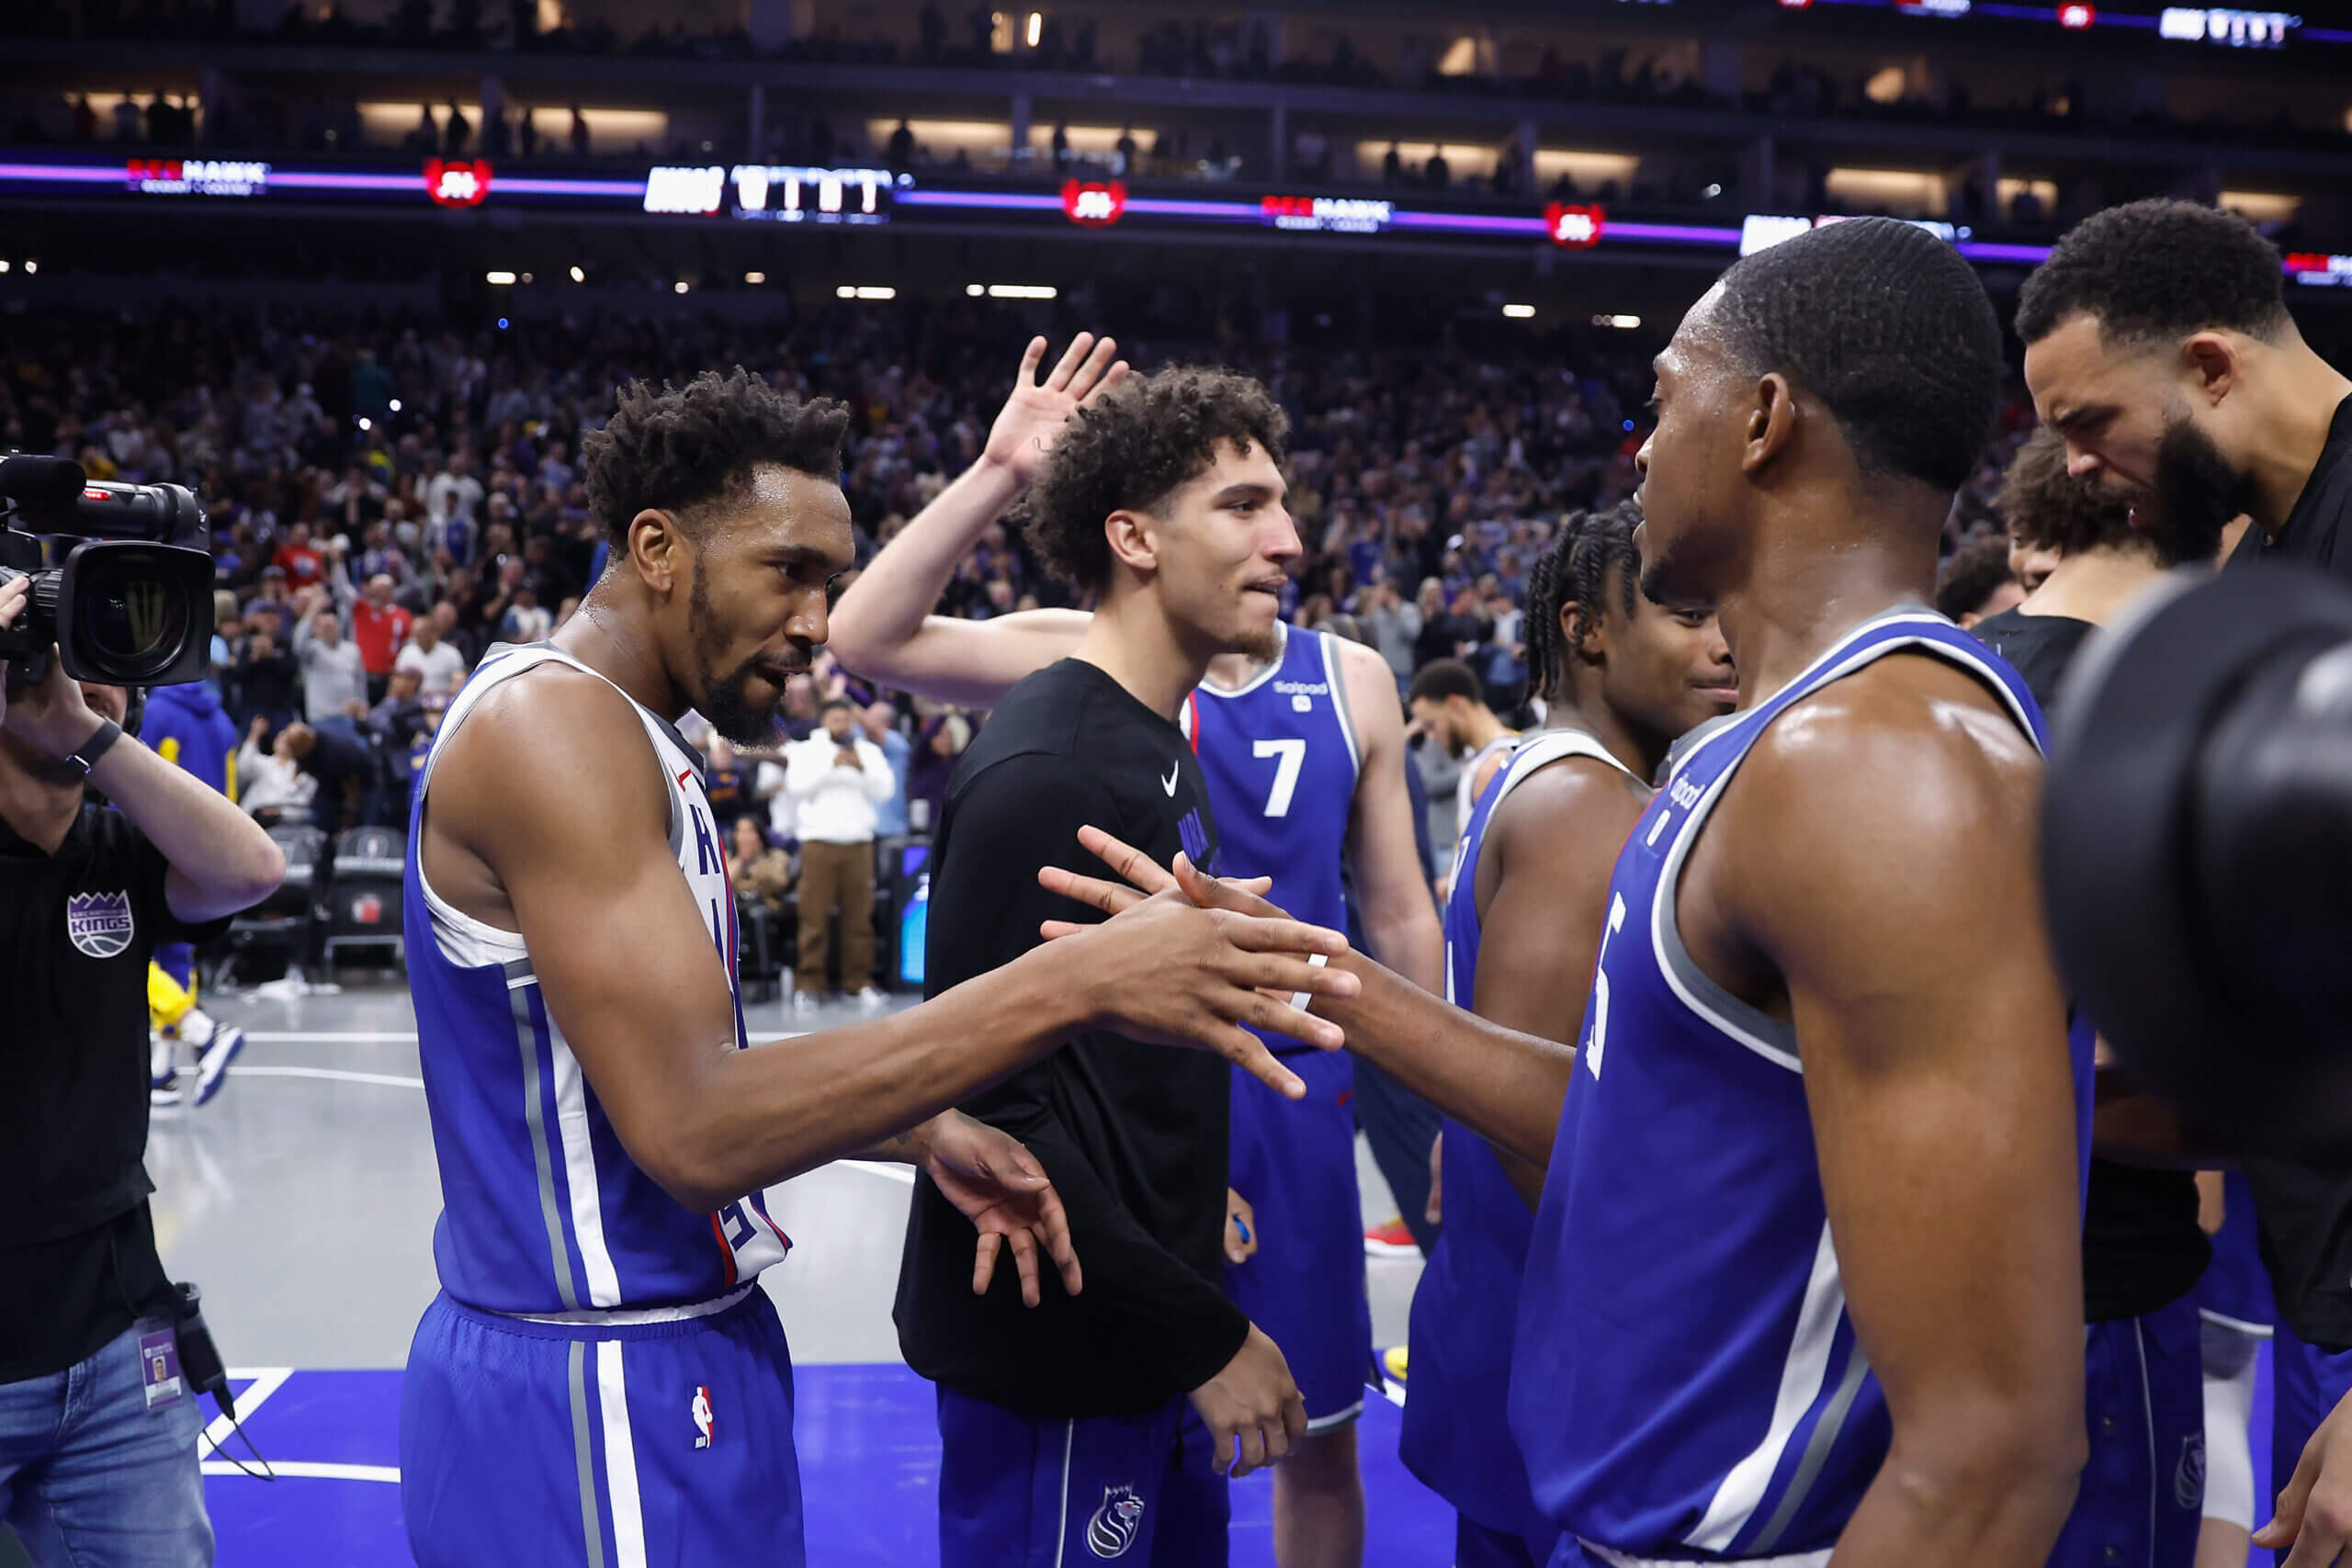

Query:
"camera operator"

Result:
[[0, 578, 285, 1566]]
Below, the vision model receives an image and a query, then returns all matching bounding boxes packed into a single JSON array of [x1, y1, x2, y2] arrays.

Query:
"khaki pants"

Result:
[[797, 839, 876, 995]]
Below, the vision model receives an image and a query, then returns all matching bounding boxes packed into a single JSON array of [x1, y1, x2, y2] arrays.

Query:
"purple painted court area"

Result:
[[206, 1362, 1455, 1565]]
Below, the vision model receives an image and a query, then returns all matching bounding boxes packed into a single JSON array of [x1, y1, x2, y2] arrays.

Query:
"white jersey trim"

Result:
[[549, 1015, 625, 1310], [502, 1281, 758, 1327], [1584, 1540, 1829, 1568], [594, 1338, 649, 1568], [1688, 1220, 1849, 1552], [1196, 622, 1291, 701]]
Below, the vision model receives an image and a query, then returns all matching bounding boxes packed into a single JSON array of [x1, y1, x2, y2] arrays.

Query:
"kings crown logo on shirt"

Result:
[[1086, 1483, 1146, 1559], [66, 891, 135, 960]]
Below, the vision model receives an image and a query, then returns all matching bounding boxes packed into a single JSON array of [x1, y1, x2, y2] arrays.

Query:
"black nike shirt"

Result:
[[2225, 389, 2352, 1348], [894, 658, 1252, 1418], [1973, 607, 2211, 1324]]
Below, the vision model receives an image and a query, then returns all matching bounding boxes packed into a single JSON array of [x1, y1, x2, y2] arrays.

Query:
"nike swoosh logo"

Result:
[[1161, 764, 1180, 796]]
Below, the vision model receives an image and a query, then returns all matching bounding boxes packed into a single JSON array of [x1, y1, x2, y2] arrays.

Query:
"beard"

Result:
[[689, 570, 800, 746], [1227, 618, 1283, 665], [2141, 416, 2251, 569]]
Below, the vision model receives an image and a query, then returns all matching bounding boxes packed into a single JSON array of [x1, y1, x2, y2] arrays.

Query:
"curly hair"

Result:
[[582, 366, 850, 551], [1023, 365, 1289, 594], [1997, 425, 2142, 560], [2016, 199, 2287, 347], [1523, 501, 1643, 705], [1714, 218, 2003, 495], [1934, 532, 2018, 622]]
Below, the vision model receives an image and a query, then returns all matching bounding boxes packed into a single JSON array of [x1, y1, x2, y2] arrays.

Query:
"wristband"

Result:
[[62, 719, 123, 778], [1287, 951, 1330, 1014]]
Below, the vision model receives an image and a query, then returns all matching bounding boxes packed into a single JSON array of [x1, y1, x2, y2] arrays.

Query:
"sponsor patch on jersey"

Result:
[[1086, 1483, 1146, 1558], [66, 890, 135, 959]]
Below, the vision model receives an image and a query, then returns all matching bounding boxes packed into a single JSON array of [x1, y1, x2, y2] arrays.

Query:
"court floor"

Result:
[[144, 977, 1451, 1565]]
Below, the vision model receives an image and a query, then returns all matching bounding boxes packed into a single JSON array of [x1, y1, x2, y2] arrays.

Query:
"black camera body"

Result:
[[0, 454, 217, 689]]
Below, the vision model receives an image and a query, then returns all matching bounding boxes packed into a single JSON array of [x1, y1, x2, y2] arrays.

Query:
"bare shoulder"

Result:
[[1491, 750, 1648, 837], [430, 663, 667, 853], [1741, 652, 2041, 820]]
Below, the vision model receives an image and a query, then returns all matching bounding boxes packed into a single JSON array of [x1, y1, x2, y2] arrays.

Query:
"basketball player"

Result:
[[396, 367, 1357, 1568], [1972, 424, 2220, 1568], [1407, 501, 1734, 1568], [2018, 198, 2352, 1563], [1406, 658, 1518, 854], [2192, 1172, 2273, 1568], [1051, 219, 2097, 1565], [834, 339, 1445, 1568]]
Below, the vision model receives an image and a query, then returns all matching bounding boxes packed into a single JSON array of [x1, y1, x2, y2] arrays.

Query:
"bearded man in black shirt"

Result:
[[2020, 196, 2352, 1564], [897, 367, 1321, 1566], [0, 582, 286, 1568]]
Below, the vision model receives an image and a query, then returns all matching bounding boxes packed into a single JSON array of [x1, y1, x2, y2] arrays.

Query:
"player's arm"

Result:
[[1464, 755, 1652, 1203], [1715, 688, 2085, 1566], [825, 333, 1121, 706], [440, 673, 1359, 1215], [1338, 637, 1444, 994], [1042, 829, 1576, 1168]]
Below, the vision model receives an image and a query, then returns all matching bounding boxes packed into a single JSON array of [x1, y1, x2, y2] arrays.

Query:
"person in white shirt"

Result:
[[424, 452, 485, 536], [782, 698, 897, 1010], [292, 606, 369, 723], [394, 615, 468, 698]]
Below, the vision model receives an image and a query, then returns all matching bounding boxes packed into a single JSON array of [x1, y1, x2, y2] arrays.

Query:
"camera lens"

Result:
[[77, 548, 191, 679]]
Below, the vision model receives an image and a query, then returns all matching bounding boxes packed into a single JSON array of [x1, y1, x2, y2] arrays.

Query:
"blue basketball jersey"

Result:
[[1510, 609, 2095, 1561], [1184, 624, 1362, 962], [405, 643, 791, 1315], [1407, 728, 1635, 1545]]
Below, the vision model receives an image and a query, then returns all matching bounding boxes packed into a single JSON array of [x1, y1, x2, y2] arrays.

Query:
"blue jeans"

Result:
[[0, 1318, 211, 1567]]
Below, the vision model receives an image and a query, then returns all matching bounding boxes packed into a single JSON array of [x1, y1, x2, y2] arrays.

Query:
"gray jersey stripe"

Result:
[[567, 1339, 608, 1568], [1750, 1345, 1871, 1553], [515, 994, 582, 1313]]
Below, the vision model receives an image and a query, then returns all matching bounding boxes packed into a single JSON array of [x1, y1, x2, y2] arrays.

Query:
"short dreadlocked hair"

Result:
[[1713, 218, 2003, 495], [1523, 502, 1643, 705], [2016, 199, 2288, 348], [1998, 425, 2145, 561], [583, 366, 849, 553], [1023, 365, 1289, 594]]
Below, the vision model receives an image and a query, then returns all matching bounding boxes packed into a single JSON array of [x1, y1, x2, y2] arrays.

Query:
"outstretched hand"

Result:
[[1038, 829, 1355, 1100], [982, 333, 1129, 485], [922, 1111, 1083, 1307]]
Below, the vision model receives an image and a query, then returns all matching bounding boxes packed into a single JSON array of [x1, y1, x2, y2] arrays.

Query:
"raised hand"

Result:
[[922, 1111, 1082, 1307], [981, 333, 1129, 486]]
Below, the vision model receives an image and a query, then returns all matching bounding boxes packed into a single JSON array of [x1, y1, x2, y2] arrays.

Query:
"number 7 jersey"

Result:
[[1507, 609, 2095, 1562]]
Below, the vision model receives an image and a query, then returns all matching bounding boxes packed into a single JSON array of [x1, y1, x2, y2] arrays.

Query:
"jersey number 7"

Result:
[[1253, 739, 1306, 818]]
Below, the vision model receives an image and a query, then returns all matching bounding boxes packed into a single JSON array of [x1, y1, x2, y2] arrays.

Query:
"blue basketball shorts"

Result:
[[400, 1286, 802, 1568], [1226, 1050, 1374, 1430], [935, 1385, 1228, 1567], [2045, 1292, 2203, 1568]]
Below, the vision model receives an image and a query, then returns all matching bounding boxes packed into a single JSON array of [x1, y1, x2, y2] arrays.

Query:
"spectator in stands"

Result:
[[243, 567, 297, 640], [267, 721, 373, 833], [703, 738, 754, 828], [293, 605, 368, 724], [237, 716, 320, 826], [783, 698, 897, 1009], [1360, 574, 1421, 687], [499, 581, 552, 644], [1935, 532, 2025, 628], [272, 521, 325, 591], [232, 621, 300, 735], [904, 709, 968, 833], [395, 613, 467, 699], [351, 573, 412, 703], [862, 701, 912, 838], [727, 816, 793, 915]]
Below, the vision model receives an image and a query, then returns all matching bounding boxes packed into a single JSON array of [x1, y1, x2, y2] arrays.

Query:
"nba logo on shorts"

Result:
[[1085, 1483, 1146, 1558], [66, 891, 134, 959], [691, 1386, 714, 1450]]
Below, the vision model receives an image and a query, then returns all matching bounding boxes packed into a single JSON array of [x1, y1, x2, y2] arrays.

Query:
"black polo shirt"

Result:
[[2227, 389, 2352, 1348], [0, 801, 232, 1382]]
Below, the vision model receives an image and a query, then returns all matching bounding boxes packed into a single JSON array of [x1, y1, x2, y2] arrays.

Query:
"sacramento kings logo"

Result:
[[1085, 1483, 1146, 1559], [2175, 1431, 2206, 1511], [66, 891, 135, 959]]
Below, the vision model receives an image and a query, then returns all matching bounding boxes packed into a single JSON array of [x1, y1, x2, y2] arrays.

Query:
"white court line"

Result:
[[200, 1460, 401, 1483], [242, 1031, 420, 1043], [1381, 1376, 1406, 1408], [198, 1366, 294, 1457], [842, 1160, 917, 1185], [233, 1066, 426, 1089]]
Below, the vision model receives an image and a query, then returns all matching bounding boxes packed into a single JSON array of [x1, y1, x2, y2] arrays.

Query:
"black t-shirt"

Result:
[[0, 802, 232, 1382], [893, 659, 1252, 1418], [2225, 389, 2352, 1348], [1975, 607, 2211, 1323]]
